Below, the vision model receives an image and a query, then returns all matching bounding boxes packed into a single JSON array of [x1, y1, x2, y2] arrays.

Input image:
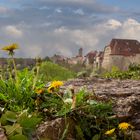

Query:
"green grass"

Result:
[[103, 64, 140, 79], [39, 61, 76, 81]]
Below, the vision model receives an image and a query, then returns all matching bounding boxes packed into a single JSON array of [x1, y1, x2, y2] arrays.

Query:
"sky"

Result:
[[0, 0, 140, 58]]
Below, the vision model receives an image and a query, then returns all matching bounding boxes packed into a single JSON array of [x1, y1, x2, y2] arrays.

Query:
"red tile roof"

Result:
[[109, 39, 140, 56], [85, 51, 97, 57]]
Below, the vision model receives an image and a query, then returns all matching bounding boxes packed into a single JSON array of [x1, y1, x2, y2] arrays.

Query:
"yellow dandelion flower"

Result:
[[2, 43, 19, 55], [2, 43, 19, 51], [105, 128, 115, 135], [51, 81, 63, 88], [47, 81, 63, 93], [36, 89, 44, 94], [118, 122, 133, 130], [47, 86, 54, 93]]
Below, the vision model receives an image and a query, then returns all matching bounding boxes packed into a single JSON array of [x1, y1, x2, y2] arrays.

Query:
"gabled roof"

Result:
[[85, 51, 97, 57], [109, 39, 140, 56]]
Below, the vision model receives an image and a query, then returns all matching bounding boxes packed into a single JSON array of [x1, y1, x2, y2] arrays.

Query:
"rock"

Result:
[[114, 95, 140, 128], [0, 127, 7, 140], [62, 78, 140, 130], [41, 78, 140, 138], [63, 79, 140, 99], [37, 118, 76, 140], [133, 130, 140, 140]]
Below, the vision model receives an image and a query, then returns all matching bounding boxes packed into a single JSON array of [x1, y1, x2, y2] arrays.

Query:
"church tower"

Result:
[[79, 48, 83, 57]]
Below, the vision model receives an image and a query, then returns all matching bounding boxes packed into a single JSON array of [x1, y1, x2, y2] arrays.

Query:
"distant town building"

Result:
[[50, 54, 67, 64], [67, 48, 84, 65], [51, 48, 84, 65], [47, 39, 140, 71], [95, 51, 104, 69], [84, 51, 97, 66], [102, 39, 140, 70]]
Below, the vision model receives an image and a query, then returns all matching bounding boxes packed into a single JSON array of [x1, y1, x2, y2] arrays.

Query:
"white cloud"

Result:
[[21, 45, 43, 58], [53, 27, 99, 53], [4, 25, 23, 38], [106, 19, 122, 29], [72, 29, 99, 49], [39, 6, 50, 10], [1, 18, 140, 58], [41, 0, 93, 2], [50, 18, 140, 55], [55, 8, 62, 13], [53, 44, 72, 56], [123, 18, 140, 27], [0, 6, 8, 14], [0, 0, 140, 58], [74, 9, 84, 15], [54, 27, 67, 34], [118, 18, 140, 39], [41, 22, 51, 27]]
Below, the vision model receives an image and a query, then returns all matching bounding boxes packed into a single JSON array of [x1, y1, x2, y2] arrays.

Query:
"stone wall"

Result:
[[102, 46, 112, 70]]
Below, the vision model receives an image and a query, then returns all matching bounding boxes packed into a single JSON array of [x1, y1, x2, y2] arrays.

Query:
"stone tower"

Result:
[[79, 48, 83, 57]]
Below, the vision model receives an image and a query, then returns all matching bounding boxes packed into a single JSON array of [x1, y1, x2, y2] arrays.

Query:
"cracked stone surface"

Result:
[[37, 78, 140, 139], [63, 78, 140, 128]]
